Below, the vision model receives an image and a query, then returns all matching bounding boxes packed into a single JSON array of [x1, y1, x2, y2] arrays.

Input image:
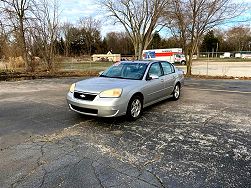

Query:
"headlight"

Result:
[[99, 88, 122, 98], [69, 83, 76, 93]]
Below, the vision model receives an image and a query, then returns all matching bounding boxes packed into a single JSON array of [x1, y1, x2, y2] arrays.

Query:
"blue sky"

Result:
[[61, 0, 124, 36], [61, 0, 251, 37]]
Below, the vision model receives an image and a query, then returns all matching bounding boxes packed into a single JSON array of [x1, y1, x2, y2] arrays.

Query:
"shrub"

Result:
[[8, 56, 25, 70]]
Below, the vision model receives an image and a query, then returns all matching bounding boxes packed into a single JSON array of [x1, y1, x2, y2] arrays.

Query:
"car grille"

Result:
[[74, 92, 97, 101], [70, 104, 98, 115]]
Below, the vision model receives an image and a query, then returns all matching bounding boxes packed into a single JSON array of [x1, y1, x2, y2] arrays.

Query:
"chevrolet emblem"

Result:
[[80, 94, 86, 98]]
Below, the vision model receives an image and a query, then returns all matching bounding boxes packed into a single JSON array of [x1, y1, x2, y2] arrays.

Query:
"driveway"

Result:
[[0, 78, 250, 187]]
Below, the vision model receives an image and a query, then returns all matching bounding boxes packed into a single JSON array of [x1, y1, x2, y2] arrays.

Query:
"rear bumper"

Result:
[[67, 92, 127, 117]]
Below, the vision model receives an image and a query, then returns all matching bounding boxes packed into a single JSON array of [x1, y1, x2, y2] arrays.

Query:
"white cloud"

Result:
[[61, 0, 99, 23]]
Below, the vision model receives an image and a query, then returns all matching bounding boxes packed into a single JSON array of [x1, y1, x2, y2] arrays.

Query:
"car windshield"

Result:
[[100, 62, 148, 80]]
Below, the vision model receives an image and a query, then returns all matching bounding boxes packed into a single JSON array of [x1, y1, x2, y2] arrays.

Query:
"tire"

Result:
[[172, 84, 180, 100], [181, 60, 186, 65], [126, 95, 143, 120]]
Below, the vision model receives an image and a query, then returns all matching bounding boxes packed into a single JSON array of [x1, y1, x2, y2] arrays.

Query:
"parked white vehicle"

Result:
[[221, 52, 231, 58], [142, 48, 186, 65], [241, 53, 251, 59]]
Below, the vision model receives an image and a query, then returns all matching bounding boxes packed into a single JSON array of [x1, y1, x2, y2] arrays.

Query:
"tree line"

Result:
[[201, 27, 251, 53], [0, 0, 249, 75]]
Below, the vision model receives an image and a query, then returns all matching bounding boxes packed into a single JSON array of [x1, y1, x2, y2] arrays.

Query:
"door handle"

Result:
[[161, 79, 164, 82]]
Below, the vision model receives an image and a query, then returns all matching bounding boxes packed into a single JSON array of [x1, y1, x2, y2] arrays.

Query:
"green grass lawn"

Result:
[[0, 59, 114, 72], [59, 61, 114, 71]]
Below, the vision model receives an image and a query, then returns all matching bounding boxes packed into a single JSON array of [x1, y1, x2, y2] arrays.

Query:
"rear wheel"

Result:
[[172, 84, 180, 100], [181, 60, 186, 65], [126, 95, 143, 120]]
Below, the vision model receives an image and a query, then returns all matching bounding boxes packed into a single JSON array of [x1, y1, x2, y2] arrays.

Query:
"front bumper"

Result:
[[67, 92, 127, 117]]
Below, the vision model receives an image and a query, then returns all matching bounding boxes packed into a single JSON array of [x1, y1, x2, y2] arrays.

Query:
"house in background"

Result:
[[92, 51, 121, 62]]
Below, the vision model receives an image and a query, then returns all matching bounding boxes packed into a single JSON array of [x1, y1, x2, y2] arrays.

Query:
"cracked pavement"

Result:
[[0, 78, 250, 187]]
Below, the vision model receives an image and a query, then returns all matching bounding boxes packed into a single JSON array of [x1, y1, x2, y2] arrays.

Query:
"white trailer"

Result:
[[142, 48, 186, 64]]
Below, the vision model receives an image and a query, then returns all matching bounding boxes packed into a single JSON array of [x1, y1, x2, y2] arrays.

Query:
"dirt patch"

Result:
[[0, 70, 99, 81]]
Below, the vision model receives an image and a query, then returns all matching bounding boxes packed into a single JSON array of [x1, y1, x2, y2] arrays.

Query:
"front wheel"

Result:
[[126, 95, 143, 120], [172, 84, 180, 100]]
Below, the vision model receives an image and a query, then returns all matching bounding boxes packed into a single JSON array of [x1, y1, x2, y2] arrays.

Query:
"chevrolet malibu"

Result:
[[67, 60, 184, 120]]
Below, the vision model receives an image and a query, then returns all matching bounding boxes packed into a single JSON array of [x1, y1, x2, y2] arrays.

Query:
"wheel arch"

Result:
[[127, 92, 144, 109], [130, 92, 144, 104]]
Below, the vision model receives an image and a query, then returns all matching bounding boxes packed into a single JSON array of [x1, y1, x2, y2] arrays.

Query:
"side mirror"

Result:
[[148, 74, 159, 80]]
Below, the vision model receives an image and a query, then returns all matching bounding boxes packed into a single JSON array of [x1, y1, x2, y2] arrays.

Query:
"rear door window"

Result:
[[161, 62, 175, 75], [148, 63, 163, 77]]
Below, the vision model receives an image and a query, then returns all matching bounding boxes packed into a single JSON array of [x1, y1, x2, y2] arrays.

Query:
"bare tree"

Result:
[[106, 32, 134, 55], [0, 18, 6, 58], [61, 22, 72, 57], [0, 0, 33, 70], [226, 26, 251, 51], [31, 0, 60, 70], [79, 17, 101, 55], [101, 0, 168, 59], [166, 0, 246, 75]]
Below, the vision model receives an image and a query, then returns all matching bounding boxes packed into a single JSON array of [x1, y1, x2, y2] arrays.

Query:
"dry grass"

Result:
[[1, 56, 26, 70]]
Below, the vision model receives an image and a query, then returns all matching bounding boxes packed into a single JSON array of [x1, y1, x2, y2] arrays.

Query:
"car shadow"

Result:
[[143, 97, 174, 112], [74, 93, 184, 132]]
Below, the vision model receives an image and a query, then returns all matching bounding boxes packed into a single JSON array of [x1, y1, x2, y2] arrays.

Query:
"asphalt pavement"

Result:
[[0, 78, 250, 187]]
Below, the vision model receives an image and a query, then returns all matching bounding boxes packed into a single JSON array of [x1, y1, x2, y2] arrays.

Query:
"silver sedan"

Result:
[[67, 60, 184, 120]]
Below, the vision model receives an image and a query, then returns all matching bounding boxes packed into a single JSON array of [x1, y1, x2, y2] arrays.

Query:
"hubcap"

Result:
[[174, 85, 180, 98], [131, 99, 142, 118]]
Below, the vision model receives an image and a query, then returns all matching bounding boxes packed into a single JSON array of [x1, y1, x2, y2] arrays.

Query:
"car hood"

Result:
[[75, 77, 142, 93]]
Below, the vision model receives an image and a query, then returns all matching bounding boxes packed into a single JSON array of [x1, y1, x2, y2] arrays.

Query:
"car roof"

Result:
[[120, 60, 159, 64]]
